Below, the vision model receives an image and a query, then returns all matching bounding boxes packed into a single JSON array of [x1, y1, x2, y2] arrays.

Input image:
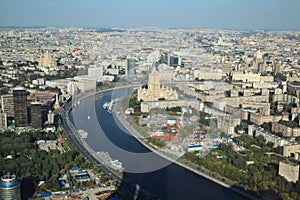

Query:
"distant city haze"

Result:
[[0, 0, 300, 30]]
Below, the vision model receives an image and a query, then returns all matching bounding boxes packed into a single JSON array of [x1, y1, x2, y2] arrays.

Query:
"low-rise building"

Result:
[[250, 113, 274, 125], [141, 99, 203, 113], [225, 105, 249, 120], [221, 115, 241, 135], [283, 144, 300, 159], [272, 122, 300, 137], [248, 125, 290, 147]]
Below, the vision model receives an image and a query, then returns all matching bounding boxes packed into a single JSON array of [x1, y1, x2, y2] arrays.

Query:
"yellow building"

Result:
[[283, 144, 300, 159], [279, 161, 299, 183], [38, 51, 57, 68], [232, 72, 261, 82], [138, 67, 178, 102], [272, 122, 300, 137]]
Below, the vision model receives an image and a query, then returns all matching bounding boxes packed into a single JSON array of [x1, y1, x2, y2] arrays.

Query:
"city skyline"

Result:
[[1, 0, 300, 30]]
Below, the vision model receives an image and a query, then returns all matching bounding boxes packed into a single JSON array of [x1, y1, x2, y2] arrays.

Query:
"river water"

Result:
[[70, 89, 249, 200]]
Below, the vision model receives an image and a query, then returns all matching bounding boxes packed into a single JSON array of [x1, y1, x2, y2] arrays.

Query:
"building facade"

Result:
[[30, 102, 42, 129], [1, 94, 14, 118], [248, 125, 290, 148], [38, 51, 57, 68], [138, 66, 178, 102], [272, 122, 300, 137], [0, 113, 7, 130], [126, 58, 136, 75], [141, 99, 204, 113], [278, 161, 299, 183], [13, 88, 28, 127], [283, 144, 300, 159]]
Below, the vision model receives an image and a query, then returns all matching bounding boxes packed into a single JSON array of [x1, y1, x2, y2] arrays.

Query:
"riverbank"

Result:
[[67, 88, 257, 199], [113, 98, 257, 200]]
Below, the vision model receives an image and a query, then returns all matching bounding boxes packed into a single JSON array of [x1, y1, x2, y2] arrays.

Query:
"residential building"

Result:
[[1, 94, 14, 118], [279, 161, 299, 183], [283, 144, 300, 159], [272, 122, 300, 137], [248, 125, 290, 148]]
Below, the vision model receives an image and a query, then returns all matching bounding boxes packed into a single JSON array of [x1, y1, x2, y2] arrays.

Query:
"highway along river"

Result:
[[70, 89, 249, 200]]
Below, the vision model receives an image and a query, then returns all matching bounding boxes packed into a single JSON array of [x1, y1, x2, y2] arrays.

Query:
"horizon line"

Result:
[[1, 25, 300, 32]]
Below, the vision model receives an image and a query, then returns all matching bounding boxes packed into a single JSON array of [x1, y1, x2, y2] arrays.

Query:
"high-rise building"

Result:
[[253, 49, 264, 69], [38, 51, 57, 68], [169, 55, 181, 67], [126, 58, 136, 75], [1, 94, 14, 118], [30, 102, 42, 129], [257, 62, 264, 73], [138, 66, 178, 102], [13, 88, 28, 127], [47, 110, 55, 124], [0, 173, 21, 200], [67, 82, 78, 95], [0, 112, 7, 130]]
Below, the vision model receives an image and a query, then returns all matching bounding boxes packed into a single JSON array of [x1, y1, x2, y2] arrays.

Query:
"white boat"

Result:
[[103, 101, 114, 113], [103, 102, 109, 109], [77, 129, 88, 139], [96, 151, 124, 172]]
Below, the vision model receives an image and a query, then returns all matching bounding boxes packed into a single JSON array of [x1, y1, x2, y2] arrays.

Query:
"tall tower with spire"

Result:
[[148, 66, 161, 99], [53, 93, 60, 110], [138, 64, 178, 102]]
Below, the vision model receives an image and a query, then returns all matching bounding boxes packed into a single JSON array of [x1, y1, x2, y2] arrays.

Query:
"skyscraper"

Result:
[[0, 173, 21, 200], [38, 50, 57, 68], [0, 112, 7, 130], [126, 58, 136, 75], [47, 110, 55, 125], [13, 88, 28, 127], [1, 94, 14, 118], [168, 55, 180, 67], [30, 102, 42, 129]]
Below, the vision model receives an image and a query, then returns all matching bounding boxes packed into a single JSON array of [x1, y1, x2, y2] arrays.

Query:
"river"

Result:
[[70, 89, 249, 200]]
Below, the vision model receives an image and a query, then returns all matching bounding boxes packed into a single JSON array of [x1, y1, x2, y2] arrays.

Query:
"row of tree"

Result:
[[182, 134, 300, 200]]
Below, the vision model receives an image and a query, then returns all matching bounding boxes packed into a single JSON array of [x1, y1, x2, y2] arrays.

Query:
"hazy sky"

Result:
[[1, 0, 300, 30]]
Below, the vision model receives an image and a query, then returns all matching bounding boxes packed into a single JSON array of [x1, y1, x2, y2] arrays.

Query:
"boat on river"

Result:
[[97, 151, 124, 172], [77, 129, 88, 139], [103, 101, 114, 113]]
